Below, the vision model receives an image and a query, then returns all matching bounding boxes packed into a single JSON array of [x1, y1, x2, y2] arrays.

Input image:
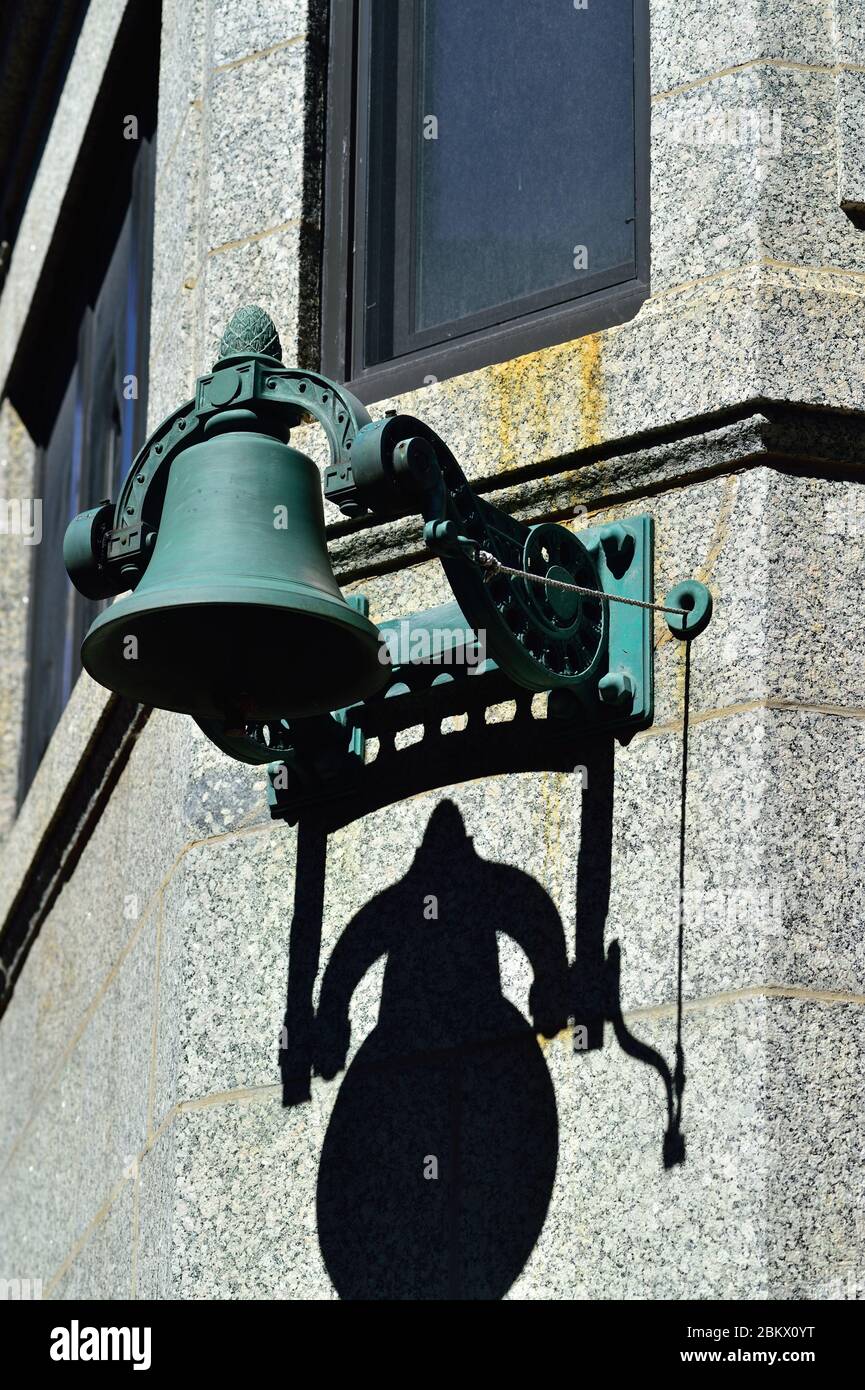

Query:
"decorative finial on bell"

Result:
[[217, 305, 283, 364]]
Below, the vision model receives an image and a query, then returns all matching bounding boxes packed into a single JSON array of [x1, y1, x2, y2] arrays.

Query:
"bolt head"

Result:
[[598, 671, 635, 706]]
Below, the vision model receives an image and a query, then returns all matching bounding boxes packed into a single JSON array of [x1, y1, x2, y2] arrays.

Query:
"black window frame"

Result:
[[10, 0, 161, 805], [322, 0, 650, 402], [0, 0, 90, 291], [19, 136, 156, 803]]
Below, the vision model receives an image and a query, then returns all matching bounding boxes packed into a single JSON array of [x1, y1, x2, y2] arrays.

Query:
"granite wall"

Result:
[[0, 0, 863, 1300]]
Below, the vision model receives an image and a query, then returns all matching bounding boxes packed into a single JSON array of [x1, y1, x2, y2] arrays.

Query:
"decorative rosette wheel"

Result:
[[514, 523, 606, 685]]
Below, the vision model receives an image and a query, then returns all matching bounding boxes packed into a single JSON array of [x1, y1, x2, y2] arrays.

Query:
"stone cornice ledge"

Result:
[[327, 400, 865, 582]]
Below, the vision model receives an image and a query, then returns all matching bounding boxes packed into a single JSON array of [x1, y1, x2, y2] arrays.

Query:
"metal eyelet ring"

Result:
[[663, 580, 713, 640]]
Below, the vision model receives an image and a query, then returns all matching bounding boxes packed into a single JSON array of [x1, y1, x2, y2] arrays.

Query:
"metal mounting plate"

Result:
[[262, 515, 654, 823], [582, 512, 654, 732]]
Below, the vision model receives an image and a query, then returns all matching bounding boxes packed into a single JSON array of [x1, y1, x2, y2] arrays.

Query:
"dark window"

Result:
[[19, 139, 155, 799], [322, 0, 649, 400], [9, 0, 161, 803], [0, 0, 89, 290]]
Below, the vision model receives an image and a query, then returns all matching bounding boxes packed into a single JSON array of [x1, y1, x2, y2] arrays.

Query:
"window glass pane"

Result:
[[20, 366, 79, 791], [19, 139, 154, 801], [414, 0, 636, 332], [89, 203, 137, 499]]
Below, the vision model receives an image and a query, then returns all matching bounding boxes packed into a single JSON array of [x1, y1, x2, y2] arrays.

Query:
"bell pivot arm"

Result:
[[325, 409, 609, 697]]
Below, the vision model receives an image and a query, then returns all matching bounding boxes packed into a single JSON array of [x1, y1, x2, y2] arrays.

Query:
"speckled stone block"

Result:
[[608, 708, 865, 1011], [835, 68, 865, 213], [138, 1092, 338, 1300], [147, 67, 203, 433], [155, 824, 297, 1120], [148, 0, 326, 413], [121, 709, 270, 862], [728, 471, 865, 707], [211, 0, 308, 68], [765, 996, 865, 1298], [137, 993, 865, 1300], [136, 1125, 175, 1301], [0, 806, 158, 1166], [512, 994, 864, 1300], [0, 676, 113, 930], [206, 41, 312, 251], [10, 708, 271, 999], [605, 467, 865, 726], [146, 300, 200, 432], [0, 952, 37, 1170], [149, 104, 203, 386], [0, 907, 157, 1284], [1, 707, 265, 1130], [833, 0, 865, 66], [344, 555, 453, 630], [201, 223, 315, 373], [755, 263, 865, 409], [156, 0, 207, 162], [652, 65, 865, 294], [48, 1182, 135, 1300], [651, 0, 834, 95]]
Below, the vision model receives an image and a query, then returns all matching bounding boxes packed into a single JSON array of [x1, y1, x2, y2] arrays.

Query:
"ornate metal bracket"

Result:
[[63, 306, 711, 822], [256, 505, 656, 826]]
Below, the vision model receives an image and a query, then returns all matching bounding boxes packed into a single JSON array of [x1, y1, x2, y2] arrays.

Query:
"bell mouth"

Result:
[[81, 592, 390, 722]]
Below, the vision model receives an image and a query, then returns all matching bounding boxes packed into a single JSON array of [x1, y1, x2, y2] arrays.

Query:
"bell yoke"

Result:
[[64, 305, 711, 771]]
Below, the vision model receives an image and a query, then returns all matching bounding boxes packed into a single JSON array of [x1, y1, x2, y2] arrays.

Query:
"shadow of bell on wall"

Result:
[[314, 800, 570, 1301]]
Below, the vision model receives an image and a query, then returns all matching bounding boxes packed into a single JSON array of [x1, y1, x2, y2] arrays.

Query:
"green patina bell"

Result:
[[82, 427, 387, 723], [78, 308, 388, 724]]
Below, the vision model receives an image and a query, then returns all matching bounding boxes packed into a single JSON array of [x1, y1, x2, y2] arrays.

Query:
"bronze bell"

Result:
[[79, 426, 388, 724]]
